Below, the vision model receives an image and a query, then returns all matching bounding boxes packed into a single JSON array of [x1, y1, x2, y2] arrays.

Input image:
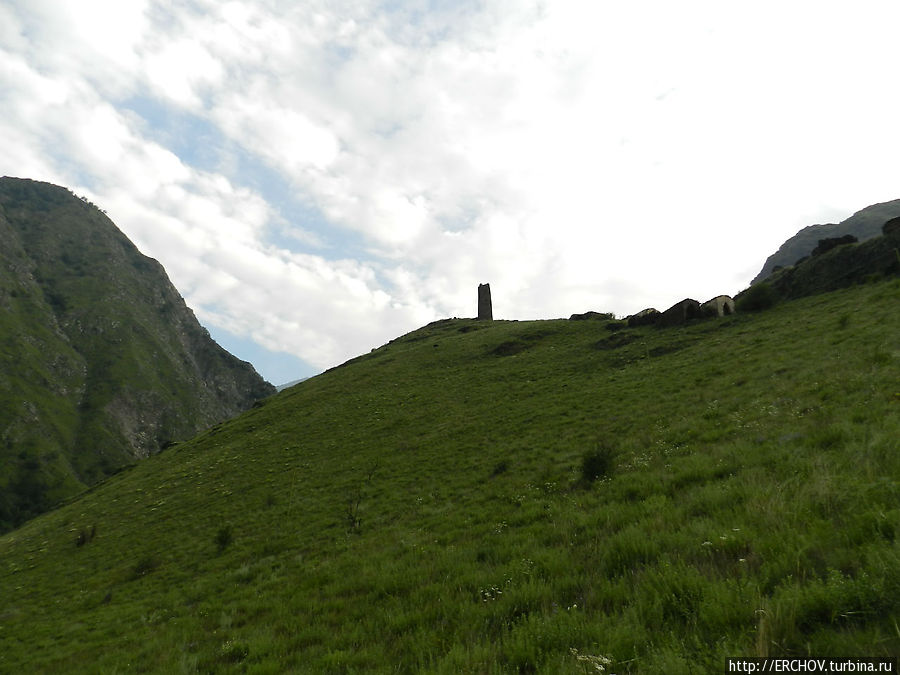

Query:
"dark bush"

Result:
[[491, 340, 529, 357], [736, 283, 779, 312], [491, 459, 510, 477], [75, 525, 96, 547], [131, 555, 160, 579], [580, 444, 617, 483], [215, 524, 233, 552]]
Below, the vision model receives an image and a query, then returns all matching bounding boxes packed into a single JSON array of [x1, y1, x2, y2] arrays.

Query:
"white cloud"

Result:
[[144, 39, 225, 108], [213, 99, 341, 173], [3, 0, 900, 378]]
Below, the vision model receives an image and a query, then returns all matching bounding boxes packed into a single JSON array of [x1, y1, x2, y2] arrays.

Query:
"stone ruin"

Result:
[[477, 283, 493, 320], [626, 308, 661, 327], [626, 295, 735, 328], [657, 298, 703, 328], [569, 311, 615, 321], [700, 295, 735, 317], [470, 213, 898, 331]]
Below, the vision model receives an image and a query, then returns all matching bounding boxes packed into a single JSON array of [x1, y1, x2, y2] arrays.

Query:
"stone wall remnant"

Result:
[[626, 308, 660, 327], [657, 298, 702, 327], [569, 311, 614, 321], [700, 295, 735, 318]]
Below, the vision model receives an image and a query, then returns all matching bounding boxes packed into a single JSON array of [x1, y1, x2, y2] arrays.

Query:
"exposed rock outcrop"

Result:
[[811, 235, 857, 257]]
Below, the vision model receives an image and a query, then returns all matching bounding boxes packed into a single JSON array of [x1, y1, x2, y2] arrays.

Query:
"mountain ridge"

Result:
[[0, 176, 275, 531], [751, 198, 900, 284]]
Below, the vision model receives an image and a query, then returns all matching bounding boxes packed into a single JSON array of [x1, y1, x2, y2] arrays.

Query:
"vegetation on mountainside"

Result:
[[0, 177, 274, 532], [736, 223, 900, 315], [0, 276, 897, 673], [751, 197, 900, 284]]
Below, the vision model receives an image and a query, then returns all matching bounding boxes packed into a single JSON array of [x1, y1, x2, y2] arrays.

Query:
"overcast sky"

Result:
[[3, 1, 899, 384]]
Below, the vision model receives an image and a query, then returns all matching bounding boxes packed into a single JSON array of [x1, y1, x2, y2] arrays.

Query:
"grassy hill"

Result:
[[0, 177, 275, 531], [0, 278, 898, 673]]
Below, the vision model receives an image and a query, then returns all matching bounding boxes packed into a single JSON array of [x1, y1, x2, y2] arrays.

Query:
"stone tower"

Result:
[[477, 283, 492, 320]]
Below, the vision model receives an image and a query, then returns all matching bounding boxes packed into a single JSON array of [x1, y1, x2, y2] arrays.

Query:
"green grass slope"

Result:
[[0, 279, 898, 673]]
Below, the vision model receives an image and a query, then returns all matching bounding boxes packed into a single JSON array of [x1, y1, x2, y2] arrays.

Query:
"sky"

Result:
[[2, 1, 900, 385]]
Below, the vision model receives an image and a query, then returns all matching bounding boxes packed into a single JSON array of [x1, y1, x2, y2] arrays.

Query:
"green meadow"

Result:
[[1, 278, 898, 673]]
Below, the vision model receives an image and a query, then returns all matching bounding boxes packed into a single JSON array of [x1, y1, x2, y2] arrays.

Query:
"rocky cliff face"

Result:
[[752, 198, 900, 284], [0, 177, 275, 531]]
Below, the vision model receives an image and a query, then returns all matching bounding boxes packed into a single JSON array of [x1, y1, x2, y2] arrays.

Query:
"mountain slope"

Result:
[[0, 277, 897, 672], [751, 198, 900, 284], [0, 177, 274, 531], [737, 223, 900, 307]]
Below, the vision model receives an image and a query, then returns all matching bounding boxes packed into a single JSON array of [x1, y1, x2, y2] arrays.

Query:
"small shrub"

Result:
[[491, 340, 528, 357], [580, 444, 617, 484], [870, 346, 892, 366], [344, 463, 378, 533], [491, 459, 510, 477], [736, 283, 779, 312], [345, 501, 361, 532], [219, 640, 249, 663], [75, 525, 96, 547], [131, 555, 160, 579], [215, 524, 234, 552]]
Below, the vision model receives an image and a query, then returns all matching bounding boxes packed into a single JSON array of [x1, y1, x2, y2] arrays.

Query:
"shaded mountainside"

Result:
[[0, 177, 274, 532], [0, 276, 898, 672], [751, 198, 900, 284], [736, 219, 900, 309], [761, 225, 900, 301]]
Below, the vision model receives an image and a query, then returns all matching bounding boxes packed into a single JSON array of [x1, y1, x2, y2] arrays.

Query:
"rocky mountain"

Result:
[[751, 198, 900, 284], [0, 177, 275, 532]]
